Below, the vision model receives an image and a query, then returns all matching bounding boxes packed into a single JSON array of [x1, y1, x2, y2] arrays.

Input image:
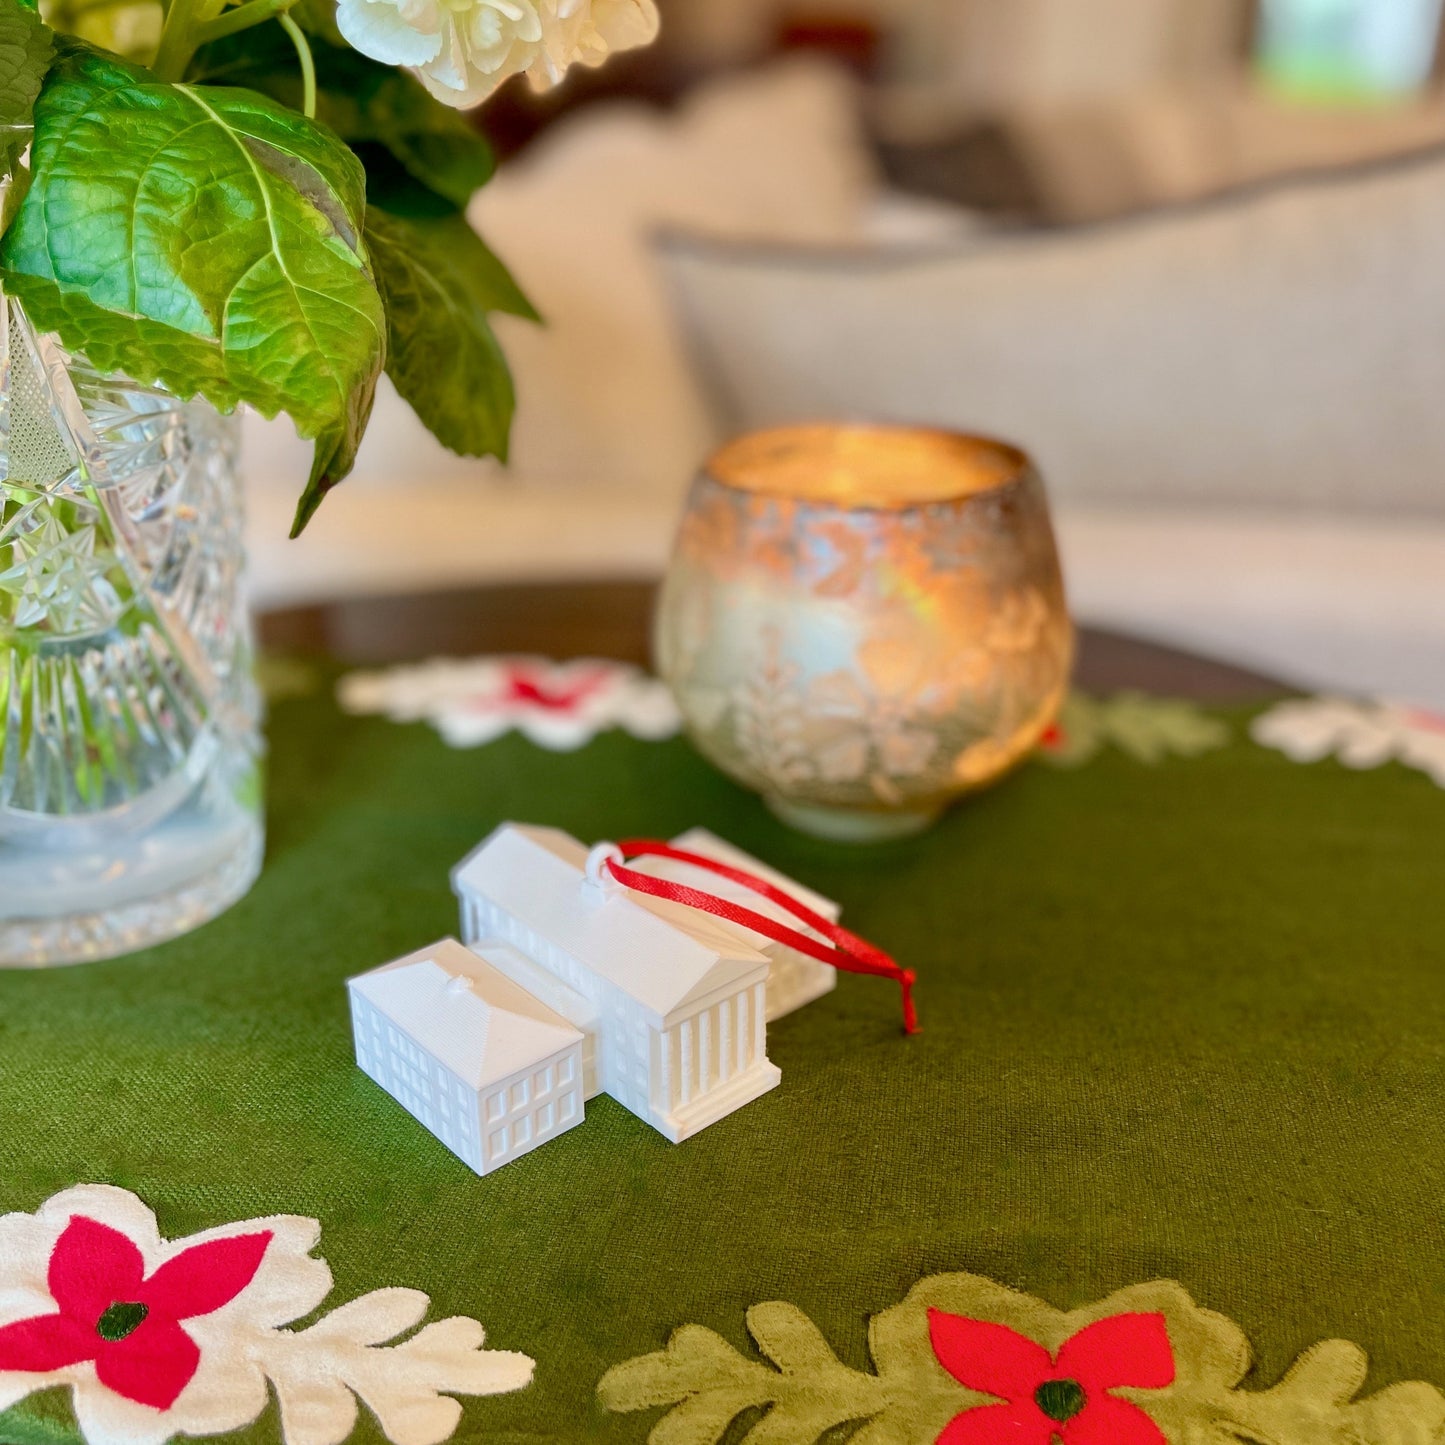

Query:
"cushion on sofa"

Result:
[[658, 143, 1445, 517], [1055, 504, 1445, 708]]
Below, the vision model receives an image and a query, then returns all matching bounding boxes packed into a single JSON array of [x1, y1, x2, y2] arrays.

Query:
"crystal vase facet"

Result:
[[0, 290, 263, 966]]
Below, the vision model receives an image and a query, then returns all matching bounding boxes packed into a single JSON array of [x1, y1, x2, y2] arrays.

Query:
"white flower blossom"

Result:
[[337, 0, 660, 110]]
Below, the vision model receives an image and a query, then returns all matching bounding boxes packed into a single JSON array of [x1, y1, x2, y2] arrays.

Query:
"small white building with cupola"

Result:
[[349, 937, 586, 1175]]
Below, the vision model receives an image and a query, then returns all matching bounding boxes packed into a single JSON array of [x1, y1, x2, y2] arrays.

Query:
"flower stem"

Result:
[[151, 0, 204, 79], [152, 0, 299, 79], [278, 11, 316, 118]]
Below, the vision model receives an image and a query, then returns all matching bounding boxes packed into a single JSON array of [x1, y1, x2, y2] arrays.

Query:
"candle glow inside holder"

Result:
[[654, 424, 1074, 842]]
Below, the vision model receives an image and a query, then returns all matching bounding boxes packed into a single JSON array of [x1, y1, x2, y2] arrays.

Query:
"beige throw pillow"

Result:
[[660, 146, 1445, 516]]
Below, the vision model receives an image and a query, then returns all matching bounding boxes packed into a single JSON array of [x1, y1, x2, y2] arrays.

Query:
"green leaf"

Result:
[[0, 39, 386, 533], [367, 163, 534, 318], [1, 156, 30, 231], [603, 1274, 1445, 1445], [598, 1311, 888, 1445], [744, 1303, 843, 1374], [193, 25, 494, 208], [0, 0, 54, 177], [0, 1388, 85, 1445], [365, 205, 534, 463]]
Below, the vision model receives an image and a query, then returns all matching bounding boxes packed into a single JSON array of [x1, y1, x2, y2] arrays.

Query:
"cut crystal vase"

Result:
[[0, 290, 263, 966]]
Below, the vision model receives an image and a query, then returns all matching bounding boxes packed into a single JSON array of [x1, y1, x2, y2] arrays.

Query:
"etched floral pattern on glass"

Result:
[[655, 427, 1073, 841]]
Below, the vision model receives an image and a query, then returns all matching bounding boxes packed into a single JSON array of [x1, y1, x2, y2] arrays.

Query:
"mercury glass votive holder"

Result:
[[653, 424, 1074, 842]]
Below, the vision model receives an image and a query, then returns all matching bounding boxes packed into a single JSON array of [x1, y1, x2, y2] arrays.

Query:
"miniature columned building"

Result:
[[451, 824, 781, 1144], [351, 823, 847, 1175], [632, 828, 840, 1021]]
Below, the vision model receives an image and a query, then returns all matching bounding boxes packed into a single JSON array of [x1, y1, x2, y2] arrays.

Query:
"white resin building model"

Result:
[[631, 828, 839, 1021], [349, 823, 842, 1175], [452, 824, 781, 1143], [349, 938, 585, 1175]]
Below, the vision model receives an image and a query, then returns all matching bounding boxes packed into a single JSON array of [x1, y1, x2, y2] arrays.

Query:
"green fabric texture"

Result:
[[1, 684, 1444, 1444]]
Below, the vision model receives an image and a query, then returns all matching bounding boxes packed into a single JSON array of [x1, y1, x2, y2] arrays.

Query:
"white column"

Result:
[[736, 993, 748, 1073], [699, 1009, 712, 1093], [659, 1030, 673, 1108], [718, 998, 733, 1083], [679, 1021, 693, 1106], [753, 985, 766, 1062]]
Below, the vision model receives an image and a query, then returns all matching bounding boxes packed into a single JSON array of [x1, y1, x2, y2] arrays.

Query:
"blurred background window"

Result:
[[1256, 0, 1445, 102]]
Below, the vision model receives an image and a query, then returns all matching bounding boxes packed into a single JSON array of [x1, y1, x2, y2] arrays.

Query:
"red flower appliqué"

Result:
[[0, 1216, 271, 1411], [928, 1308, 1175, 1444], [494, 661, 612, 714]]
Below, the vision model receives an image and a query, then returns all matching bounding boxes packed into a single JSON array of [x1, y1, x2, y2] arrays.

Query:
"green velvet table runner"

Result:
[[1, 686, 1442, 1443]]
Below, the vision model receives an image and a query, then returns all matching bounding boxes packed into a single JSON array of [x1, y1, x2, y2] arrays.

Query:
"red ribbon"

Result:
[[605, 839, 918, 1034]]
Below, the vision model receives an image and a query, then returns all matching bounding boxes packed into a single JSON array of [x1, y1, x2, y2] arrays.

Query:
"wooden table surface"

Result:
[[258, 580, 1285, 701]]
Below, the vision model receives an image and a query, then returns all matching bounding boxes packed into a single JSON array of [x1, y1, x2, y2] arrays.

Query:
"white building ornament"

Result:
[[348, 824, 857, 1174]]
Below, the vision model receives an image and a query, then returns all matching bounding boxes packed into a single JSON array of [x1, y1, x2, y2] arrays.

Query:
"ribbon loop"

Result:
[[604, 839, 918, 1034]]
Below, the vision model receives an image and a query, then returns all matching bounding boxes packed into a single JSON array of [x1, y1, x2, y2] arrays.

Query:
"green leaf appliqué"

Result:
[[1041, 692, 1231, 768], [364, 205, 534, 463], [0, 40, 385, 532], [600, 1273, 1445, 1445]]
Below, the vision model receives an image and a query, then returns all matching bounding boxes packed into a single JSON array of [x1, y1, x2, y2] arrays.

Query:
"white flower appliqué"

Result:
[[336, 0, 660, 110], [0, 1185, 534, 1445], [337, 654, 681, 750], [1251, 697, 1445, 788]]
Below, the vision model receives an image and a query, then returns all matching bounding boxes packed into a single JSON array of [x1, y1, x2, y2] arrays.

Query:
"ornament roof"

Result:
[[450, 824, 770, 1023], [350, 937, 583, 1089]]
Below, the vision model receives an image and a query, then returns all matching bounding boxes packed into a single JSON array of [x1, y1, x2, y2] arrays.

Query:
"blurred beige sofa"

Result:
[[244, 61, 1445, 709]]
